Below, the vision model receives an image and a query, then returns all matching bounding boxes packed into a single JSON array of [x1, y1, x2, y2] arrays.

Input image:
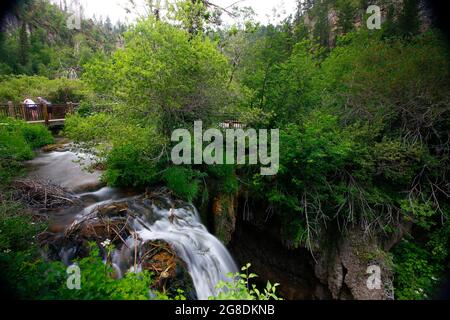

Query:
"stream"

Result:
[[26, 146, 238, 300]]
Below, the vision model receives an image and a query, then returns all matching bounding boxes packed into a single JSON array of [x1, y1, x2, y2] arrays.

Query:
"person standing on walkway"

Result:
[[37, 97, 52, 120], [23, 96, 37, 120]]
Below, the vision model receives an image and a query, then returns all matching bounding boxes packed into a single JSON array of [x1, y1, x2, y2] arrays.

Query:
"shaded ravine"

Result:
[[27, 148, 238, 300]]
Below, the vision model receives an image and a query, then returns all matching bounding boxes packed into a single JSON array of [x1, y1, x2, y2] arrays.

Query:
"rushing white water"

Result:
[[28, 149, 238, 300], [27, 150, 102, 192], [131, 201, 238, 300]]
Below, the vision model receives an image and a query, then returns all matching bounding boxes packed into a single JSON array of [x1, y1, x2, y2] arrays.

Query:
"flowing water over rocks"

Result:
[[28, 147, 237, 300]]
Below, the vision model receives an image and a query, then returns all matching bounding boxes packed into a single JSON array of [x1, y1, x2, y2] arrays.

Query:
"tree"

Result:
[[83, 18, 232, 135], [398, 0, 421, 36]]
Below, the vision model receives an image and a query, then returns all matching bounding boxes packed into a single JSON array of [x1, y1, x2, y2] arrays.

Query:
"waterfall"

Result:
[[130, 201, 238, 300], [27, 149, 238, 300]]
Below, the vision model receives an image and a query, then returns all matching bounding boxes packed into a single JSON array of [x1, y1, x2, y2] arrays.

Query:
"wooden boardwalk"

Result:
[[1, 102, 245, 129], [0, 101, 78, 126]]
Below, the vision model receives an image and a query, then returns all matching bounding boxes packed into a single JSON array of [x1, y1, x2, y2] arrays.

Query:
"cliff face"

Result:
[[300, 0, 432, 47], [221, 192, 411, 300], [212, 193, 237, 245], [313, 227, 395, 300]]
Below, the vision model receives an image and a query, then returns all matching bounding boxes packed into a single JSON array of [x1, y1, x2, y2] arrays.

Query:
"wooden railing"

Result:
[[0, 101, 79, 126], [219, 119, 245, 129]]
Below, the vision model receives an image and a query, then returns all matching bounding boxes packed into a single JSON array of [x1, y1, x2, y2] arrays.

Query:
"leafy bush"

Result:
[[0, 197, 65, 299], [64, 113, 115, 144], [82, 18, 232, 134], [393, 238, 444, 300], [206, 165, 239, 194], [21, 123, 54, 149], [0, 125, 33, 161], [65, 113, 166, 188], [55, 244, 154, 300], [0, 75, 89, 104], [0, 117, 53, 182], [76, 101, 93, 117], [209, 263, 281, 300], [105, 142, 160, 188], [163, 167, 204, 202], [393, 211, 450, 300]]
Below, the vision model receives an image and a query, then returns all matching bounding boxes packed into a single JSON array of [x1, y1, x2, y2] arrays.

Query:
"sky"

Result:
[[58, 0, 298, 25]]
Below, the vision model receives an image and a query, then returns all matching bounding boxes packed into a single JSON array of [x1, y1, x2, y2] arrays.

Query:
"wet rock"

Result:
[[90, 162, 107, 171], [97, 203, 128, 217], [42, 143, 69, 152], [212, 193, 237, 245], [140, 240, 194, 297], [230, 195, 398, 300], [313, 227, 395, 300]]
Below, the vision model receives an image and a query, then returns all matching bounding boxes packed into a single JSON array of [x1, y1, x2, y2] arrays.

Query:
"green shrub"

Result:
[[0, 117, 53, 183], [21, 123, 54, 149], [0, 75, 89, 104], [163, 167, 204, 202], [209, 263, 282, 300], [105, 142, 159, 188], [0, 198, 64, 299], [207, 165, 239, 194], [55, 244, 153, 300], [0, 126, 33, 161], [64, 113, 115, 144], [393, 238, 443, 300], [76, 101, 93, 117]]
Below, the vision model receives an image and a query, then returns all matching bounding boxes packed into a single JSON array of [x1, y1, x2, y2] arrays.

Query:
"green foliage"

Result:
[[64, 113, 116, 144], [0, 199, 43, 253], [209, 263, 281, 300], [0, 117, 53, 182], [0, 75, 88, 104], [83, 18, 231, 134], [163, 167, 203, 202], [21, 122, 54, 149], [250, 110, 356, 247], [393, 236, 447, 300], [334, 0, 360, 34], [105, 142, 159, 188], [280, 111, 354, 182], [320, 30, 449, 139], [2, 0, 447, 301], [400, 199, 437, 230], [0, 0, 125, 78], [0, 197, 66, 299], [65, 113, 165, 188], [393, 206, 450, 300], [245, 29, 449, 257], [262, 40, 320, 124], [373, 138, 433, 186], [0, 123, 33, 161], [56, 245, 153, 300], [76, 101, 93, 117], [206, 165, 239, 194]]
